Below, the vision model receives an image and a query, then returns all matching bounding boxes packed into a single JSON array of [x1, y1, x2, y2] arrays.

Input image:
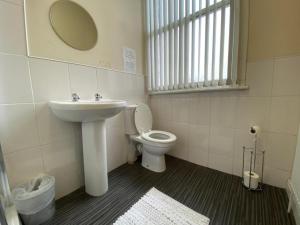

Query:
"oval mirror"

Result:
[[49, 0, 98, 51]]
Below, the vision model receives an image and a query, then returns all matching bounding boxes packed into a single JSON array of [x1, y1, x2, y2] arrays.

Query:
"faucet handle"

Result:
[[95, 93, 102, 101], [72, 93, 80, 102]]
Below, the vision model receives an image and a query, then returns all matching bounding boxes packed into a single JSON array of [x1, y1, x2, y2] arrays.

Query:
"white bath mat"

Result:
[[114, 187, 210, 225]]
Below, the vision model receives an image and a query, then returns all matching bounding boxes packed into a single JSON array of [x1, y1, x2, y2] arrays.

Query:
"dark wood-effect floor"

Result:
[[43, 156, 296, 225]]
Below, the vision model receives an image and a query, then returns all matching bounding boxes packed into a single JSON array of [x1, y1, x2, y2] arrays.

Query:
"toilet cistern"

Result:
[[49, 96, 127, 197]]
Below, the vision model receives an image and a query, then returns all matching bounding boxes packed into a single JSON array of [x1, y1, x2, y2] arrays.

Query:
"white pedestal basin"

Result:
[[49, 99, 127, 196]]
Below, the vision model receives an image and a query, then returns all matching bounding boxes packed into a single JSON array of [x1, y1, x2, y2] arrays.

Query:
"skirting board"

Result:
[[287, 179, 300, 224]]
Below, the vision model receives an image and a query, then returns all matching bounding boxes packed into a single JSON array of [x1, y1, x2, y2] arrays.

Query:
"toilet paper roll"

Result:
[[249, 125, 261, 136], [243, 171, 260, 190]]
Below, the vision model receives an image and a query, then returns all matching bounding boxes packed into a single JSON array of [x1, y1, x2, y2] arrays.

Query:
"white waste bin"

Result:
[[12, 174, 55, 225]]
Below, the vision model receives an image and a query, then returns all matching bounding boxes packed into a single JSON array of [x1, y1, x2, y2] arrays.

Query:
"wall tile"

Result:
[[0, 1, 26, 55], [268, 96, 300, 135], [134, 75, 146, 98], [244, 60, 274, 97], [0, 104, 39, 153], [41, 138, 83, 199], [188, 95, 210, 125], [107, 111, 125, 129], [119, 73, 135, 100], [272, 56, 300, 96], [167, 122, 189, 160], [158, 95, 172, 122], [29, 58, 70, 103], [41, 138, 82, 173], [149, 96, 160, 121], [171, 95, 189, 123], [4, 147, 45, 188], [35, 103, 75, 144], [208, 153, 233, 175], [97, 69, 123, 99], [107, 127, 127, 172], [210, 96, 237, 128], [96, 68, 110, 98], [209, 127, 235, 156], [236, 97, 270, 130], [265, 132, 297, 172], [188, 147, 209, 167], [0, 54, 32, 104], [264, 166, 291, 189], [188, 125, 209, 167], [69, 64, 98, 100]]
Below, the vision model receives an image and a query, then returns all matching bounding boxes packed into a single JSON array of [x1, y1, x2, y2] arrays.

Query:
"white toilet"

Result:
[[124, 104, 177, 172]]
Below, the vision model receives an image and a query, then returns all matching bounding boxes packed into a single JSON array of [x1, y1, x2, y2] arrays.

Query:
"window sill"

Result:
[[148, 85, 249, 95]]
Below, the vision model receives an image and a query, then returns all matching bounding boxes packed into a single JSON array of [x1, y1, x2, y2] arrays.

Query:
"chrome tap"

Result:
[[72, 93, 80, 102], [95, 93, 102, 101]]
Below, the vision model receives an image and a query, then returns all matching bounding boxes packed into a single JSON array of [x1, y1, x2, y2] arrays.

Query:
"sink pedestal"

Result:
[[82, 120, 108, 196]]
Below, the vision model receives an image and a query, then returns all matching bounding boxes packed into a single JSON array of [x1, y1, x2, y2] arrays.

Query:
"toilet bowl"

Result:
[[124, 104, 177, 172]]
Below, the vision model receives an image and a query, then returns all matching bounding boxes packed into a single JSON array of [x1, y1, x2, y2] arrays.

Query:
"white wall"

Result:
[[0, 0, 146, 199], [291, 126, 300, 224], [150, 56, 300, 188]]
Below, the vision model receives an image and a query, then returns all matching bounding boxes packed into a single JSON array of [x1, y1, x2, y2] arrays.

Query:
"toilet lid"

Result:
[[134, 103, 153, 134]]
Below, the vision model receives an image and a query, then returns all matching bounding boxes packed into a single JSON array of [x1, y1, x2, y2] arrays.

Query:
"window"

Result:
[[146, 0, 240, 92]]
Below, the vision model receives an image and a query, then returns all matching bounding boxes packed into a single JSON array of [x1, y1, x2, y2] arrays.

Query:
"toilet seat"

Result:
[[134, 104, 176, 144], [142, 130, 176, 143]]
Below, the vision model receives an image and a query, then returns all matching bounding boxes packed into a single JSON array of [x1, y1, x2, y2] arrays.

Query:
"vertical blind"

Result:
[[146, 0, 240, 92]]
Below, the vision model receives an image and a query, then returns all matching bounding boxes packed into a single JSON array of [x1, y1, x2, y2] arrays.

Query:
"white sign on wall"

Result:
[[123, 47, 136, 74]]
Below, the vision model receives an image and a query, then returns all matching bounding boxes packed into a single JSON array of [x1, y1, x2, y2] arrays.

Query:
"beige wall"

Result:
[[25, 0, 145, 74], [247, 0, 300, 61]]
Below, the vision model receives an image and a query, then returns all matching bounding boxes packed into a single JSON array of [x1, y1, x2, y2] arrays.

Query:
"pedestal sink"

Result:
[[49, 99, 127, 196]]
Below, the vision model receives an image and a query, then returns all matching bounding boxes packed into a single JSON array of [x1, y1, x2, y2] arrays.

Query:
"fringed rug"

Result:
[[114, 187, 210, 225]]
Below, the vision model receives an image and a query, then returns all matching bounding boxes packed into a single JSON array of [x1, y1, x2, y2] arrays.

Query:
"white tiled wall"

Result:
[[0, 0, 146, 199], [0, 0, 298, 197], [150, 56, 300, 189]]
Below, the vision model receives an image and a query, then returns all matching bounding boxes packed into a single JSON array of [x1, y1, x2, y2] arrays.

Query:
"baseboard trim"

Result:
[[287, 179, 300, 224]]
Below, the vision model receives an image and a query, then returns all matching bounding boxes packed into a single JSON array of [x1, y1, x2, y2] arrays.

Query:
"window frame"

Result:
[[146, 0, 248, 94]]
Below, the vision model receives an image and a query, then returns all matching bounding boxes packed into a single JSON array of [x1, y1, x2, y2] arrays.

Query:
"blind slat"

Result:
[[146, 0, 152, 91], [168, 0, 174, 90], [231, 0, 239, 85], [198, 0, 203, 87], [159, 0, 164, 90], [211, 0, 217, 86], [219, 5, 225, 85], [150, 0, 156, 90], [174, 0, 179, 89], [191, 0, 196, 87], [184, 0, 190, 88], [164, 0, 168, 90], [178, 0, 184, 89], [154, 0, 160, 90], [204, 0, 210, 86]]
